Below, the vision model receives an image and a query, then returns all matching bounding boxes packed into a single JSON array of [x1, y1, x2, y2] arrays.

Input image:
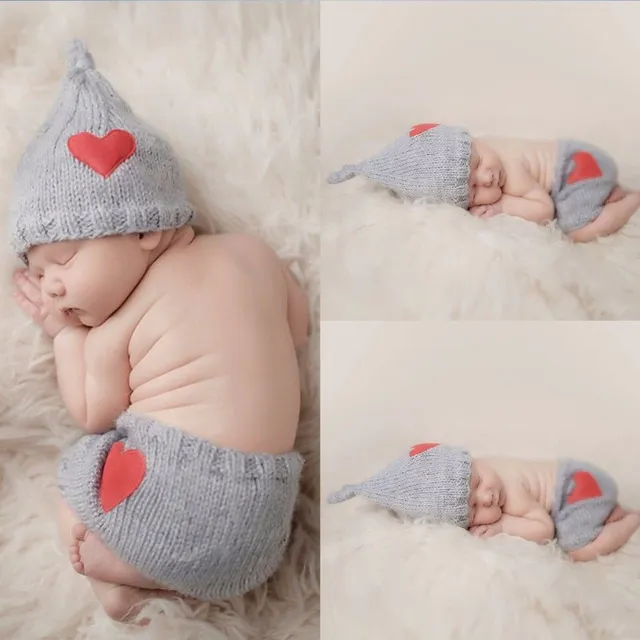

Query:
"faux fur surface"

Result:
[[323, 507, 640, 640], [0, 3, 319, 639], [322, 185, 640, 321]]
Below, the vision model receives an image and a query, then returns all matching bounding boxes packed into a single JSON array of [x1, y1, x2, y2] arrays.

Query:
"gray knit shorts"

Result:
[[552, 139, 618, 233], [58, 411, 304, 601], [552, 458, 618, 552]]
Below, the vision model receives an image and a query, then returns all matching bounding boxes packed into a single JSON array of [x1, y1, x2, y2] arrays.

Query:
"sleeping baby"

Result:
[[328, 443, 640, 560], [10, 41, 309, 623], [327, 123, 640, 242]]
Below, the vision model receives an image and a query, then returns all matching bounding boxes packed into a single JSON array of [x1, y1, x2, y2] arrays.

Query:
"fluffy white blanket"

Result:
[[0, 3, 319, 638], [323, 184, 640, 320], [323, 506, 640, 640]]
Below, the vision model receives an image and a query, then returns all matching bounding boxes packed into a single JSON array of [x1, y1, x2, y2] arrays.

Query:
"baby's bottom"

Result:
[[57, 495, 176, 624], [567, 504, 640, 561], [282, 261, 309, 349], [568, 188, 640, 243]]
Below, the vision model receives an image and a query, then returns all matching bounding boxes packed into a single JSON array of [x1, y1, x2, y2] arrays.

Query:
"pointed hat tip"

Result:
[[67, 39, 95, 76]]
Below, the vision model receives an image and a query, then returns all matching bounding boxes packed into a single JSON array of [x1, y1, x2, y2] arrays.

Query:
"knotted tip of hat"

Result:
[[67, 39, 95, 77], [327, 484, 359, 504]]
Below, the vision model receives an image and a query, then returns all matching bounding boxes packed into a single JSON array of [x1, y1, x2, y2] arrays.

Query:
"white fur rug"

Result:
[[0, 3, 319, 639], [322, 182, 640, 320], [323, 504, 640, 640]]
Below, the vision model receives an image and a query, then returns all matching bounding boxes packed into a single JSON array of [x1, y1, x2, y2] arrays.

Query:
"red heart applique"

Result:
[[566, 471, 603, 504], [409, 123, 439, 137], [99, 441, 146, 513], [409, 442, 439, 457], [67, 129, 136, 178], [567, 151, 602, 185]]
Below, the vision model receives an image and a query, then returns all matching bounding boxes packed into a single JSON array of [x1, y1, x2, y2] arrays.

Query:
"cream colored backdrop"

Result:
[[322, 322, 640, 505], [321, 0, 640, 189]]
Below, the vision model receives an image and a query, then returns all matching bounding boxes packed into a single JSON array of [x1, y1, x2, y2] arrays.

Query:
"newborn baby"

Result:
[[328, 443, 640, 561], [327, 124, 640, 242], [10, 41, 308, 623]]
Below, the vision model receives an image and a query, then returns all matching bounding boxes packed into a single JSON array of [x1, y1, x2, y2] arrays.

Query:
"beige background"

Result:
[[321, 1, 640, 188], [322, 322, 640, 504]]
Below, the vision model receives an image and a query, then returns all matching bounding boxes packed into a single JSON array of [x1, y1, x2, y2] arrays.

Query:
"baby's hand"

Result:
[[469, 203, 502, 218], [13, 270, 69, 339], [469, 522, 502, 538]]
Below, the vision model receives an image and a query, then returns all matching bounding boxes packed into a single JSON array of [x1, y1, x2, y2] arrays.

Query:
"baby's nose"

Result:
[[42, 277, 64, 298]]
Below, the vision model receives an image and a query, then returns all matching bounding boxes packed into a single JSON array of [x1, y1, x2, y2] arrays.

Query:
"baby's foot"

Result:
[[69, 523, 161, 590], [605, 504, 627, 524], [103, 583, 156, 624], [605, 185, 627, 205]]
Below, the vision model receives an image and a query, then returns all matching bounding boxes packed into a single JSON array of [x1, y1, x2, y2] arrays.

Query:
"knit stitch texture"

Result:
[[327, 124, 472, 208], [9, 40, 195, 261], [328, 443, 472, 527], [58, 412, 304, 600]]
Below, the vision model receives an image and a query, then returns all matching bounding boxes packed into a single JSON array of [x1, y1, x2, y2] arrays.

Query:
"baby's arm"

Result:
[[498, 161, 555, 224], [54, 325, 131, 433], [496, 508, 555, 543]]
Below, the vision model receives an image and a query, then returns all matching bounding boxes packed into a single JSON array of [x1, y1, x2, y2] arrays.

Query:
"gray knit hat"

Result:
[[327, 442, 472, 527], [9, 39, 195, 261], [327, 123, 472, 208]]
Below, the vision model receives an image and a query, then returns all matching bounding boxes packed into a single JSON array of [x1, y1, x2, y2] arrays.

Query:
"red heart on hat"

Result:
[[99, 441, 146, 512], [409, 442, 439, 457], [409, 123, 439, 138], [566, 471, 603, 504], [67, 129, 136, 178], [567, 151, 602, 185]]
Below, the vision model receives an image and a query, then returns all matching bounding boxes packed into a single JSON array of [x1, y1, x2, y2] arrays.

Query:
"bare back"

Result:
[[94, 232, 301, 455], [482, 137, 558, 193], [483, 457, 559, 515]]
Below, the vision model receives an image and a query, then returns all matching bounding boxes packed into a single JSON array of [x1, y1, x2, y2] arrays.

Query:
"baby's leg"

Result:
[[568, 508, 640, 561], [282, 262, 309, 349], [568, 191, 640, 242], [57, 496, 170, 622]]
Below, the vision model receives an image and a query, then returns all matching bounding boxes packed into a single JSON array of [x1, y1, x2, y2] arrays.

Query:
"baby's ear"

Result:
[[138, 231, 162, 251]]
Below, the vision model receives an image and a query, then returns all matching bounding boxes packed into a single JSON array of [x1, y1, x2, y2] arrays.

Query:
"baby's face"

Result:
[[468, 140, 505, 207], [468, 460, 505, 527], [27, 234, 150, 328]]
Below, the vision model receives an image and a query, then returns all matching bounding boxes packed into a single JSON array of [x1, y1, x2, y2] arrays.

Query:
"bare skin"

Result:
[[467, 457, 640, 560], [14, 227, 309, 622], [467, 137, 640, 242]]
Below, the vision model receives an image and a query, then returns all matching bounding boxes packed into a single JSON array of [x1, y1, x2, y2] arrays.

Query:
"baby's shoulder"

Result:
[[197, 232, 283, 277]]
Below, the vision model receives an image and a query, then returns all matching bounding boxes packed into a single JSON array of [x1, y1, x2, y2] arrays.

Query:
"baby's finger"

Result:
[[14, 271, 43, 304], [13, 290, 43, 322]]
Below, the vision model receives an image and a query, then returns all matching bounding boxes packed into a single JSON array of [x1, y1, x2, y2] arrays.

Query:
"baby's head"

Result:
[[9, 39, 195, 326], [25, 232, 172, 327], [468, 459, 504, 527], [468, 140, 505, 208], [328, 443, 504, 529]]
